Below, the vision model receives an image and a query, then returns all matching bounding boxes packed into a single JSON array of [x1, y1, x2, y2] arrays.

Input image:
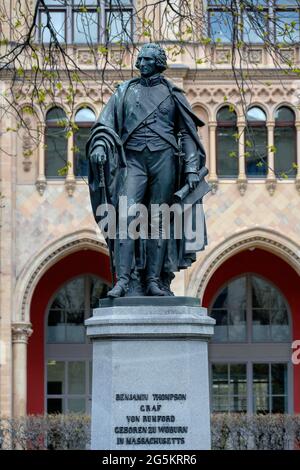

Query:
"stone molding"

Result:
[[11, 323, 33, 344], [266, 178, 277, 196], [65, 177, 76, 197], [237, 178, 247, 196], [15, 232, 108, 323], [186, 228, 300, 300]]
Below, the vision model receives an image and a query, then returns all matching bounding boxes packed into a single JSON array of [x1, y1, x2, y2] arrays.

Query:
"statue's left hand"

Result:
[[186, 173, 199, 191]]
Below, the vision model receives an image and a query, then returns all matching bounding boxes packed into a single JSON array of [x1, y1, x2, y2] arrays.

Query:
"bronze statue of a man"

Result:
[[87, 43, 208, 298]]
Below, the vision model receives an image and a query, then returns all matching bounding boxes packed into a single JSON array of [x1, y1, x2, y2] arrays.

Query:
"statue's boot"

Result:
[[107, 239, 134, 298], [160, 271, 175, 296], [146, 239, 167, 296]]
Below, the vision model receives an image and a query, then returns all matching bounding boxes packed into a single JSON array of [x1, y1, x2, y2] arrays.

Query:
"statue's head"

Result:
[[135, 43, 167, 78]]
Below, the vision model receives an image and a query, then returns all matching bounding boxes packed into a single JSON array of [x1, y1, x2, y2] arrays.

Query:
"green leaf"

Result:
[[57, 161, 71, 176]]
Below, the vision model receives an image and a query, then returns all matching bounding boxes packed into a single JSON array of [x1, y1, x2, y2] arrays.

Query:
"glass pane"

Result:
[[68, 361, 86, 394], [247, 107, 266, 122], [212, 364, 228, 395], [274, 126, 297, 178], [212, 287, 228, 308], [227, 277, 246, 311], [252, 276, 287, 310], [74, 0, 98, 4], [254, 394, 269, 413], [47, 310, 65, 343], [276, 11, 299, 43], [73, 12, 98, 43], [230, 395, 247, 412], [271, 363, 287, 395], [212, 394, 229, 412], [252, 276, 272, 308], [106, 10, 132, 42], [228, 309, 247, 341], [229, 364, 247, 395], [45, 127, 68, 178], [271, 309, 289, 326], [216, 127, 239, 177], [253, 363, 269, 413], [90, 276, 109, 308], [245, 127, 267, 178], [252, 309, 270, 341], [68, 398, 86, 413], [43, 0, 66, 4], [55, 277, 85, 312], [47, 361, 65, 394], [272, 396, 286, 413], [74, 127, 90, 177], [75, 108, 96, 122], [276, 0, 299, 4], [106, 0, 132, 4], [211, 309, 228, 341], [46, 107, 67, 124], [209, 11, 233, 43], [47, 398, 63, 414], [217, 106, 237, 123], [275, 106, 295, 122], [243, 12, 266, 43], [271, 309, 290, 341], [40, 12, 66, 43], [66, 311, 85, 342]]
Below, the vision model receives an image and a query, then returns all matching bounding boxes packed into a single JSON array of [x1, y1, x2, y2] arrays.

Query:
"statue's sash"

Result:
[[120, 83, 171, 144]]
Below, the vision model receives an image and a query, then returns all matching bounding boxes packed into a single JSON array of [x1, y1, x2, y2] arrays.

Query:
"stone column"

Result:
[[35, 124, 47, 195], [237, 121, 247, 196], [266, 121, 276, 195], [86, 297, 215, 450], [208, 121, 218, 194], [12, 323, 33, 417], [65, 132, 76, 196], [295, 121, 300, 193]]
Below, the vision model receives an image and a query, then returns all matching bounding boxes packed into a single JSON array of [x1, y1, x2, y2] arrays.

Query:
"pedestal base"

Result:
[[85, 297, 215, 450]]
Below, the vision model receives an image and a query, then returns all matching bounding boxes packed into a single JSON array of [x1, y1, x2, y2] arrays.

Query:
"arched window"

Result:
[[246, 107, 268, 178], [46, 275, 109, 414], [274, 106, 297, 178], [216, 106, 238, 178], [74, 108, 96, 177], [209, 274, 291, 414], [45, 107, 68, 178]]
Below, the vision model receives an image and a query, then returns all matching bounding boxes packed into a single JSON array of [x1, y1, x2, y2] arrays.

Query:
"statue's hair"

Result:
[[135, 43, 167, 72]]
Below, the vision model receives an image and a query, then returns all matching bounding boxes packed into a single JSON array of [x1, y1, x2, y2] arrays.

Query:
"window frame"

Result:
[[216, 105, 239, 179], [45, 106, 68, 180], [37, 0, 133, 44], [209, 273, 291, 344], [210, 360, 291, 414], [73, 107, 96, 178], [45, 273, 110, 414], [274, 105, 297, 179], [245, 106, 268, 179]]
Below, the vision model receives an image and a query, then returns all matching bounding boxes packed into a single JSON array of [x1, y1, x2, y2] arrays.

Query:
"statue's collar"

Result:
[[140, 73, 163, 87]]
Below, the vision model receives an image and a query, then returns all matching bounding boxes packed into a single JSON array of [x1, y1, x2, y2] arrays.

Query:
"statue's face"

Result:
[[138, 49, 158, 78]]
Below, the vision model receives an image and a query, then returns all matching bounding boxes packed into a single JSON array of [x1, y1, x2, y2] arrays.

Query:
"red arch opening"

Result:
[[27, 249, 111, 414], [202, 248, 300, 413]]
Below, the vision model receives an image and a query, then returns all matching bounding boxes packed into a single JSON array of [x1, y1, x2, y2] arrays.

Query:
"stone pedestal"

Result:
[[85, 297, 215, 450]]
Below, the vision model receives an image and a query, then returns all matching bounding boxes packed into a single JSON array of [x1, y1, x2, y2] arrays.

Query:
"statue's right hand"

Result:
[[90, 145, 107, 165]]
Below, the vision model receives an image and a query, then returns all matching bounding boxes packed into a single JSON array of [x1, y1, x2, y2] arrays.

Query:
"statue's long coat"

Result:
[[86, 76, 208, 272]]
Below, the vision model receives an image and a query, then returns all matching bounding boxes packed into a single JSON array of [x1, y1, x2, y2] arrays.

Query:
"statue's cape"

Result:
[[86, 76, 208, 271]]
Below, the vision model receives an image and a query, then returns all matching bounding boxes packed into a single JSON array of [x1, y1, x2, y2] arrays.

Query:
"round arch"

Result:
[[192, 231, 300, 413], [15, 229, 109, 324], [26, 237, 111, 414], [187, 227, 300, 300]]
